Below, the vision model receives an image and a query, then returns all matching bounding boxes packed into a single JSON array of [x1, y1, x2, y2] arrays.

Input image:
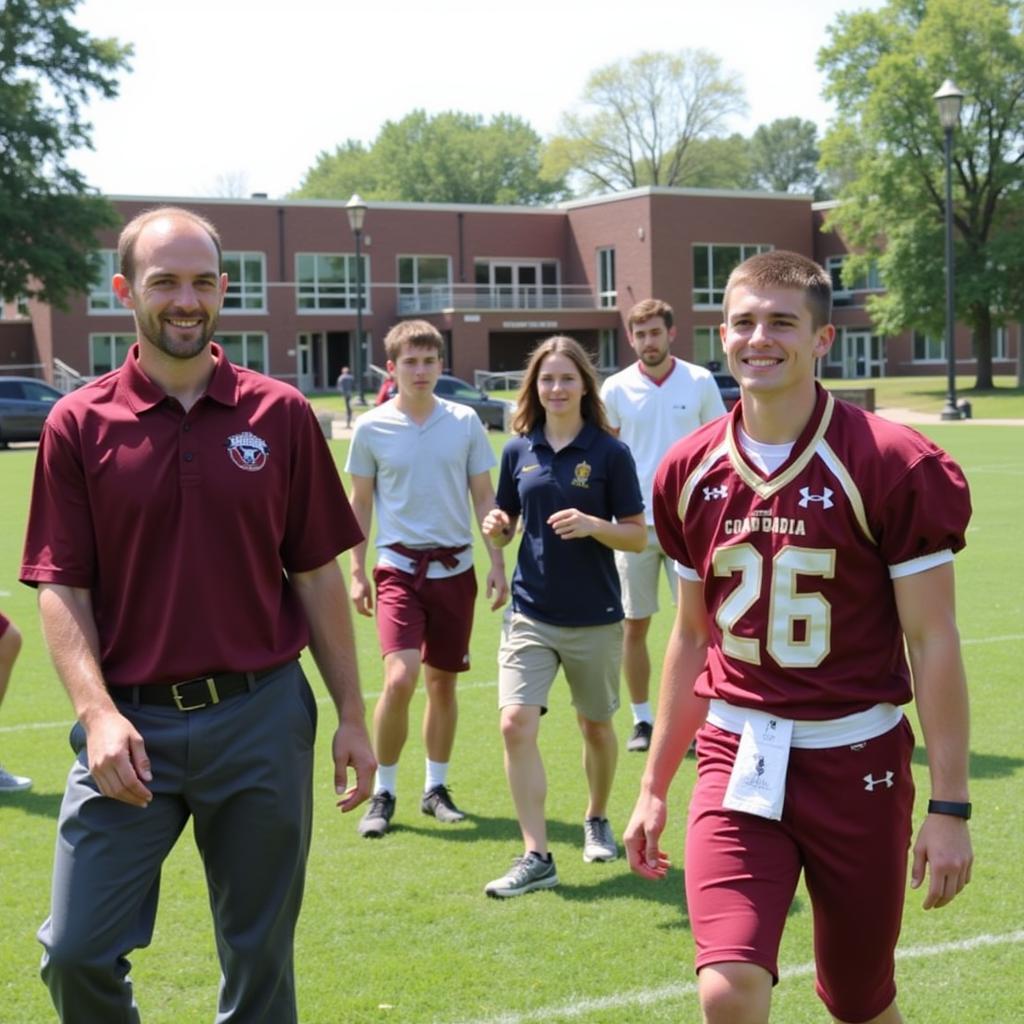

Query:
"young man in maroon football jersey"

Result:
[[624, 250, 973, 1024]]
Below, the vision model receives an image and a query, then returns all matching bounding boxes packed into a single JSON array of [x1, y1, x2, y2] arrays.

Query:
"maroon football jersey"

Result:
[[653, 387, 971, 719]]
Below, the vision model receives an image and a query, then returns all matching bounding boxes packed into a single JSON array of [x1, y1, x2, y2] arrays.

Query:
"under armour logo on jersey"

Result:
[[703, 485, 728, 501], [799, 486, 834, 509], [863, 771, 894, 792]]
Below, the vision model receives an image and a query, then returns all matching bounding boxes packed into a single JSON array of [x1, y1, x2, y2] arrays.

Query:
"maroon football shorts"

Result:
[[685, 715, 915, 1022], [373, 565, 477, 673]]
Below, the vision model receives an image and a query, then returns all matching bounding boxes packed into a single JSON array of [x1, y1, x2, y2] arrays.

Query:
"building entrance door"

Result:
[[840, 331, 885, 378]]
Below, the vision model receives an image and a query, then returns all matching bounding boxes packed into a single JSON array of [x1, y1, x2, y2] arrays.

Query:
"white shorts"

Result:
[[613, 527, 677, 620]]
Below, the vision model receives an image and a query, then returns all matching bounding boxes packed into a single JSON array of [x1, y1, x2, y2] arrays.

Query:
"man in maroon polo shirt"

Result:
[[21, 206, 375, 1024]]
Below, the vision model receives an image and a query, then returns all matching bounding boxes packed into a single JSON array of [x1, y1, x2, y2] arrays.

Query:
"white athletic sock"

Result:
[[375, 763, 398, 796], [631, 702, 653, 725], [424, 759, 449, 792]]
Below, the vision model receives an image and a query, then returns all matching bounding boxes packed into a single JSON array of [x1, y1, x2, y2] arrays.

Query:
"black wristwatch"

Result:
[[927, 799, 972, 820]]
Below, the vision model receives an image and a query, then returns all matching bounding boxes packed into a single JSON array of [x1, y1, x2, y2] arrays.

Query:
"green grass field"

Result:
[[1, 423, 1022, 1023]]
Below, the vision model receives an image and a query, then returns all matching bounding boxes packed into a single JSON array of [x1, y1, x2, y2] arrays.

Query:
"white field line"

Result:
[[443, 930, 1024, 1024], [0, 678, 500, 734], [3, 634, 1024, 736]]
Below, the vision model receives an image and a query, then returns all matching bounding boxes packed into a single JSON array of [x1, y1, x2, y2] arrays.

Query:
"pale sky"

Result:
[[68, 0, 881, 200]]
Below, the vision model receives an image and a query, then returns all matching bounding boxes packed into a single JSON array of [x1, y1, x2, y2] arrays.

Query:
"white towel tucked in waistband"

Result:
[[706, 699, 904, 750]]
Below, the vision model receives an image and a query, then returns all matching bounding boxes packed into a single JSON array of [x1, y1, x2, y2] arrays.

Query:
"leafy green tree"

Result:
[[818, 0, 1024, 389], [293, 110, 565, 205], [0, 0, 131, 307], [682, 134, 754, 190], [546, 50, 746, 194], [747, 118, 822, 196]]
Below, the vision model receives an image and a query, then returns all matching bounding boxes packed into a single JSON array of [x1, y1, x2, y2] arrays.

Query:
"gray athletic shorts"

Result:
[[613, 527, 678, 621]]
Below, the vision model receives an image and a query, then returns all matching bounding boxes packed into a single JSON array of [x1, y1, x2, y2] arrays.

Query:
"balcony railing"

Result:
[[398, 284, 604, 315]]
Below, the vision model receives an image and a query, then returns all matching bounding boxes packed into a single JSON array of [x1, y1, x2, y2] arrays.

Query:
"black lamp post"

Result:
[[346, 194, 368, 405], [933, 79, 964, 421]]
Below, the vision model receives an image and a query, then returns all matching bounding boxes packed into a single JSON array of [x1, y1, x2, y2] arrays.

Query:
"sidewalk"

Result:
[[874, 406, 1024, 427]]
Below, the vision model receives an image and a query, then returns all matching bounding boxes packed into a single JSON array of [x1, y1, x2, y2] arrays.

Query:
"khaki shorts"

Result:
[[497, 609, 622, 722], [613, 527, 677, 620]]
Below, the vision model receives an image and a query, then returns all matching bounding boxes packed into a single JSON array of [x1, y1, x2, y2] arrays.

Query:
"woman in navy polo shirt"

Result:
[[481, 335, 646, 898]]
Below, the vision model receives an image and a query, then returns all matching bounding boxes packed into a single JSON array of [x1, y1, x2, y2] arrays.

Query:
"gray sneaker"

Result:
[[421, 784, 466, 823], [0, 766, 32, 793], [485, 852, 559, 898], [583, 817, 618, 862], [627, 720, 653, 752], [358, 790, 396, 838]]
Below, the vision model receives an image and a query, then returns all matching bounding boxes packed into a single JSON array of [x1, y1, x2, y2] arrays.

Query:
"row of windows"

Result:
[[86, 244, 789, 316], [89, 333, 267, 376]]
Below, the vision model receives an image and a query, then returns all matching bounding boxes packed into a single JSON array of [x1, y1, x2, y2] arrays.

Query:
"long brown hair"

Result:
[[511, 335, 611, 436]]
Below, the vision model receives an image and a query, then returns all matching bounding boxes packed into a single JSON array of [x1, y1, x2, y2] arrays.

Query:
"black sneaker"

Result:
[[485, 852, 559, 898], [421, 784, 466, 823], [358, 790, 396, 838], [627, 720, 653, 752]]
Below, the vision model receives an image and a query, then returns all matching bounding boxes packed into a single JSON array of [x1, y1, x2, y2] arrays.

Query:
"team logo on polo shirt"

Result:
[[225, 431, 270, 472], [571, 460, 592, 488]]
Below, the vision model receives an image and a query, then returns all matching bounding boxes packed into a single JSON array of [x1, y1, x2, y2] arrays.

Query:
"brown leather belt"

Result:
[[111, 665, 285, 712]]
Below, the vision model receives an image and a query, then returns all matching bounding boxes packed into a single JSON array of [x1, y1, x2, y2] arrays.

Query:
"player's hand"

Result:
[[624, 792, 671, 880], [332, 719, 377, 813], [481, 508, 511, 540], [486, 565, 509, 611], [547, 508, 596, 540], [84, 709, 153, 807], [911, 813, 973, 909], [349, 573, 374, 617]]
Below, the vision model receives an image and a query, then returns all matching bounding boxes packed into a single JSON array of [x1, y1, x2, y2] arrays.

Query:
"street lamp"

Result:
[[933, 79, 964, 421], [346, 193, 368, 405]]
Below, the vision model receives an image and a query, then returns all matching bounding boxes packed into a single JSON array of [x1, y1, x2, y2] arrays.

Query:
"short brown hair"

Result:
[[384, 320, 445, 362], [627, 298, 674, 330], [723, 250, 832, 329], [511, 335, 610, 436], [118, 206, 223, 284]]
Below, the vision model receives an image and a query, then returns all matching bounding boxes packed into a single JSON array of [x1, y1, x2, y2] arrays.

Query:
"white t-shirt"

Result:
[[345, 397, 495, 578], [601, 358, 726, 525]]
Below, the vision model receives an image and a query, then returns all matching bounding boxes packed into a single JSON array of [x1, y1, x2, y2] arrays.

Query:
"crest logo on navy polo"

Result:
[[798, 485, 834, 509], [571, 460, 592, 488], [225, 431, 270, 472]]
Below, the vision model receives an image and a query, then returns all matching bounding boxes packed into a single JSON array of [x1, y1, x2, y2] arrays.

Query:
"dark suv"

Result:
[[0, 376, 64, 446], [433, 375, 511, 430]]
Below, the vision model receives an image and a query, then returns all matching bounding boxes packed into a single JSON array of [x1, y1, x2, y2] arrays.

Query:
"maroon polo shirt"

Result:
[[21, 344, 361, 687]]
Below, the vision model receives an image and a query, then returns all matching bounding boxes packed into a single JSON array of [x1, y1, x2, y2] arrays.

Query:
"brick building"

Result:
[[2, 187, 1019, 389]]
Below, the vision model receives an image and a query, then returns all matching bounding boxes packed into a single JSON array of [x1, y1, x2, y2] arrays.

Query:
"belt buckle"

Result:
[[171, 677, 220, 711]]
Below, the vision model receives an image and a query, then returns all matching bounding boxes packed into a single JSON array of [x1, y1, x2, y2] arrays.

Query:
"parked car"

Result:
[[433, 374, 512, 430], [712, 372, 741, 411], [0, 376, 64, 446]]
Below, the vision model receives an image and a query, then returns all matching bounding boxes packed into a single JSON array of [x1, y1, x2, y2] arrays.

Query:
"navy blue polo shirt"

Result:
[[496, 421, 644, 627]]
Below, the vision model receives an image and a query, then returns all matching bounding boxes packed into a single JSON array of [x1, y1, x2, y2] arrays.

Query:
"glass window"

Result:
[[218, 332, 267, 373], [88, 251, 127, 313], [222, 252, 266, 311], [693, 327, 724, 367], [295, 253, 370, 311], [693, 244, 771, 306], [828, 255, 882, 294], [89, 333, 136, 375], [597, 248, 616, 308], [598, 328, 618, 370], [912, 332, 945, 362], [397, 255, 451, 312], [993, 326, 1008, 361]]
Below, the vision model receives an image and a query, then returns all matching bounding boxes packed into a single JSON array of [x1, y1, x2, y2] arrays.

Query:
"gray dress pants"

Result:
[[38, 662, 317, 1023]]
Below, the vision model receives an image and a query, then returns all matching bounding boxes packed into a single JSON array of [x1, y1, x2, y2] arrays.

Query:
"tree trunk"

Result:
[[970, 306, 994, 390]]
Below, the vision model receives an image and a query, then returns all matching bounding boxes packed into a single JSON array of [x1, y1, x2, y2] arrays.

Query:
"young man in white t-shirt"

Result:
[[600, 300, 725, 751], [346, 320, 508, 837]]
